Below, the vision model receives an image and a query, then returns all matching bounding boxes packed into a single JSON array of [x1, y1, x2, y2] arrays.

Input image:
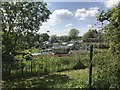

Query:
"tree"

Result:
[[49, 35, 58, 44], [97, 3, 120, 55], [1, 2, 51, 61], [59, 35, 70, 42], [69, 28, 79, 40], [83, 29, 98, 39], [39, 33, 49, 42], [94, 2, 120, 88], [25, 33, 39, 48]]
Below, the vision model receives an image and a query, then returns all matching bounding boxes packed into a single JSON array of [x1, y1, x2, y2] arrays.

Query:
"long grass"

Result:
[[2, 49, 110, 88]]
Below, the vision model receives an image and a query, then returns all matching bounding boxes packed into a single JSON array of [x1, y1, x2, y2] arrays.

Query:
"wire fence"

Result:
[[2, 52, 87, 80]]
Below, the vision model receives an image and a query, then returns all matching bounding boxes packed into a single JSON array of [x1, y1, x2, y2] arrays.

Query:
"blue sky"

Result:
[[38, 0, 119, 36]]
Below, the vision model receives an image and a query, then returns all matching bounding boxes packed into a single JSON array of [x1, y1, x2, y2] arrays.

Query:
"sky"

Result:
[[38, 0, 120, 36]]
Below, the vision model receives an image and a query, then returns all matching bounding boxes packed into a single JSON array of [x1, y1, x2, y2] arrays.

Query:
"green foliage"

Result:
[[61, 59, 70, 65], [97, 3, 120, 55], [82, 29, 106, 43], [93, 43, 109, 49], [59, 35, 70, 42], [95, 5, 120, 88], [83, 29, 98, 39], [1, 2, 51, 61], [4, 49, 118, 89], [23, 53, 32, 61], [73, 60, 86, 70], [49, 35, 58, 43], [69, 28, 79, 40], [93, 54, 120, 89], [39, 33, 49, 42], [30, 48, 40, 53], [96, 10, 108, 22]]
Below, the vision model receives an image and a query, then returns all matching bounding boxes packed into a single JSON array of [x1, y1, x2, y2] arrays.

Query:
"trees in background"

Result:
[[39, 33, 49, 43], [49, 28, 80, 44], [49, 35, 58, 44], [82, 29, 105, 43], [1, 2, 51, 61], [69, 28, 79, 40], [59, 35, 70, 42], [83, 29, 98, 39]]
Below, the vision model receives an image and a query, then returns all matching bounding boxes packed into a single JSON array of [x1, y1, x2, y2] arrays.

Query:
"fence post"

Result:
[[89, 45, 93, 90]]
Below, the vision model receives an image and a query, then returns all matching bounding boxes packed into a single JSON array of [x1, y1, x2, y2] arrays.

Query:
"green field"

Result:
[[2, 49, 109, 88], [2, 67, 97, 88]]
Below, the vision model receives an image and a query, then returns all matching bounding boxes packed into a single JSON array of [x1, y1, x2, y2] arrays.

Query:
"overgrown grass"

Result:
[[3, 51, 85, 79], [2, 67, 97, 88], [2, 49, 112, 88]]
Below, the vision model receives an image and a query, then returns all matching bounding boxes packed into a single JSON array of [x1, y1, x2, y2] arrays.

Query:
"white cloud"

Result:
[[65, 23, 72, 28], [75, 7, 100, 20], [104, 0, 120, 8], [87, 25, 93, 29], [79, 28, 89, 36], [51, 9, 73, 22], [56, 29, 69, 36], [38, 9, 73, 34], [38, 8, 105, 36]]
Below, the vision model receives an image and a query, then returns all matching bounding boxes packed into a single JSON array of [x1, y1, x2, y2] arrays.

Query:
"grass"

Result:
[[2, 49, 109, 88], [55, 67, 97, 79], [3, 52, 83, 78], [23, 48, 40, 53], [2, 67, 97, 88]]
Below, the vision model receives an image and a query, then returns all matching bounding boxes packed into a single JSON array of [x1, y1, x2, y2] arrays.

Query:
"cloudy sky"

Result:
[[38, 0, 119, 36]]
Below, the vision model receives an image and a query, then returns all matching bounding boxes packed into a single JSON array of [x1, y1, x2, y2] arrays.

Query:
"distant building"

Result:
[[68, 40, 84, 50], [52, 43, 70, 54]]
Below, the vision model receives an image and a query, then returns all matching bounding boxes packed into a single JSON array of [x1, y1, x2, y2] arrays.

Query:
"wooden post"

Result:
[[89, 45, 93, 90]]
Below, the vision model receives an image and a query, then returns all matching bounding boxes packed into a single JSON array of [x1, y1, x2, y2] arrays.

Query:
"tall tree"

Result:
[[69, 28, 79, 40], [1, 2, 51, 61], [49, 35, 58, 44], [83, 29, 98, 39], [94, 2, 120, 88], [97, 3, 120, 55], [59, 35, 70, 42]]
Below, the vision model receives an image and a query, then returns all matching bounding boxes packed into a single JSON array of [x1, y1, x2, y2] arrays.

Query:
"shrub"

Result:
[[93, 53, 120, 89], [93, 43, 109, 49], [23, 53, 32, 61]]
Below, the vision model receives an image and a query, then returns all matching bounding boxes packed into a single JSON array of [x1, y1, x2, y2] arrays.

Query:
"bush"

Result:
[[93, 43, 109, 49], [23, 53, 32, 61], [93, 53, 120, 89]]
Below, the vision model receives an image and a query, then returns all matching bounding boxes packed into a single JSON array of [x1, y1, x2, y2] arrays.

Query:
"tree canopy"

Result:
[[97, 2, 120, 55], [1, 2, 51, 61], [69, 28, 79, 40], [83, 29, 98, 39], [39, 33, 49, 42]]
